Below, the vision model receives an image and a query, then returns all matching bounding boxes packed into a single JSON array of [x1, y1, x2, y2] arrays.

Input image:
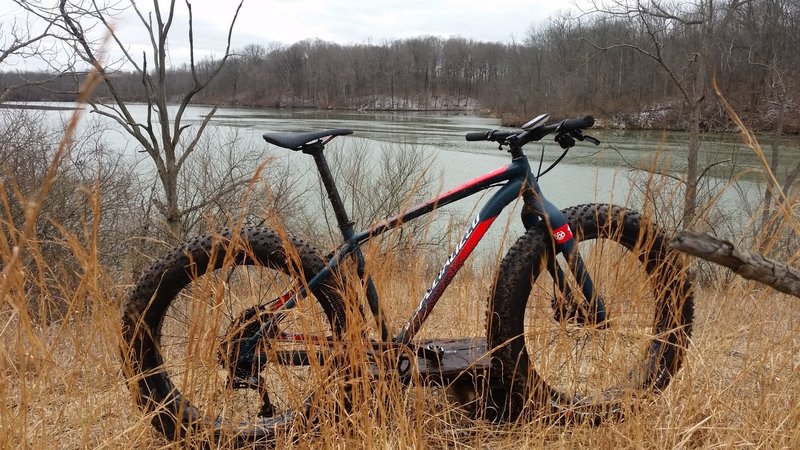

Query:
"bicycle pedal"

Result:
[[427, 344, 445, 354]]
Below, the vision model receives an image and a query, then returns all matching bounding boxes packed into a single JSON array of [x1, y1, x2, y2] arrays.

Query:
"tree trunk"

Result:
[[761, 97, 786, 228], [164, 170, 182, 238], [683, 101, 701, 226]]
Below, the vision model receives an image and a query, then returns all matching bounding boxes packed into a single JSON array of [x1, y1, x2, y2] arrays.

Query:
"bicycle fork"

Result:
[[522, 185, 608, 326]]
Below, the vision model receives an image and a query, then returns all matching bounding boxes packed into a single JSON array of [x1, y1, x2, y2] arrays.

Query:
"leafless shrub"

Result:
[[0, 108, 136, 321]]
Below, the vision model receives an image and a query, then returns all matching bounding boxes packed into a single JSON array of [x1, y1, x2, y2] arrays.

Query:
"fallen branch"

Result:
[[670, 231, 800, 298]]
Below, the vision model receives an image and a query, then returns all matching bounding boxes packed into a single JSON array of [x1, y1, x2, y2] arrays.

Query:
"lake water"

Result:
[[16, 103, 792, 256]]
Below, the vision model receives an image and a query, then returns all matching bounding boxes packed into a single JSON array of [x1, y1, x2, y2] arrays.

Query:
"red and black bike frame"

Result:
[[239, 141, 602, 362]]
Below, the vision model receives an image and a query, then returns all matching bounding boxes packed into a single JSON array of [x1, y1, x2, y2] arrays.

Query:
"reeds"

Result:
[[0, 87, 798, 448]]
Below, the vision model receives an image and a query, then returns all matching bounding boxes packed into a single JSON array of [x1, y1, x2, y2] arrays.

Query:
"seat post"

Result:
[[305, 144, 356, 240]]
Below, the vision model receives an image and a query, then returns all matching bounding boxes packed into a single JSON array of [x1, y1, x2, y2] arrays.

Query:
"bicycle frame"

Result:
[[241, 141, 602, 360]]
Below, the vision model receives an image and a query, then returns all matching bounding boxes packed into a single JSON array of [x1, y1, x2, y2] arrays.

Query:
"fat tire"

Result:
[[121, 227, 346, 446], [487, 203, 693, 423]]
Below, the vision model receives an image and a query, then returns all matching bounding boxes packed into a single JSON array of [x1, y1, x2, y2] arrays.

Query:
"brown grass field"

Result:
[[1, 91, 798, 448], [0, 230, 800, 448], [1, 189, 798, 449]]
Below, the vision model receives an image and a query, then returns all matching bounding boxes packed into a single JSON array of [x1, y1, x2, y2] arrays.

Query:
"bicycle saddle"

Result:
[[262, 128, 353, 151]]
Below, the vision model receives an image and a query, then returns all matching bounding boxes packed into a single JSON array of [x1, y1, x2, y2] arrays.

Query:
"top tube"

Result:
[[355, 157, 530, 244]]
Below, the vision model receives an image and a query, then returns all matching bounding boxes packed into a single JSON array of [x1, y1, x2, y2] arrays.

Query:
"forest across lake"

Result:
[[3, 1, 798, 135]]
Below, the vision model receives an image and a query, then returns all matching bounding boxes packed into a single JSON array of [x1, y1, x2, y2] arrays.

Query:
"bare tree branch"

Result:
[[172, 1, 243, 150], [0, 6, 73, 102], [176, 106, 216, 172], [46, 0, 246, 237], [671, 230, 800, 297]]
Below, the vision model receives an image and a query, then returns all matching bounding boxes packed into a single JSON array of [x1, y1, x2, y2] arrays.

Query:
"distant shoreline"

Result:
[[3, 100, 797, 135], [0, 103, 78, 111]]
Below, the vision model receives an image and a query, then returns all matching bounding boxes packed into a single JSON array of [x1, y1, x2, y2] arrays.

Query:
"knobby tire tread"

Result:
[[121, 227, 346, 447], [487, 203, 694, 423]]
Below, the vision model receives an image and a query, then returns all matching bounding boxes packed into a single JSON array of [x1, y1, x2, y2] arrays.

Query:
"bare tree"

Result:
[[0, 1, 80, 102], [304, 140, 437, 252], [584, 0, 749, 227], [736, 0, 800, 228], [0, 107, 140, 320], [52, 0, 244, 238]]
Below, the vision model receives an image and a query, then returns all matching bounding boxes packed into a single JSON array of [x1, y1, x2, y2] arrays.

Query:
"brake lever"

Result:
[[569, 129, 601, 146], [583, 134, 601, 146]]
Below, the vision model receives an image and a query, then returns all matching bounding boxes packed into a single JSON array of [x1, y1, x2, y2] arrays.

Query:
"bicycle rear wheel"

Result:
[[122, 228, 346, 447], [488, 203, 693, 423]]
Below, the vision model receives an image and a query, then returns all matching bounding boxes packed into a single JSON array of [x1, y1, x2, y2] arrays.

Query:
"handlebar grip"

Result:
[[560, 115, 595, 130], [465, 131, 491, 141]]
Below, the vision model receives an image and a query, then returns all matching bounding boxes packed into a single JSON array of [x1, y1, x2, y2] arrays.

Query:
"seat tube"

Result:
[[308, 147, 355, 239], [308, 146, 391, 337]]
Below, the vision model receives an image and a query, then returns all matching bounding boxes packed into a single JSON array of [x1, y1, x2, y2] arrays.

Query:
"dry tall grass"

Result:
[[1, 105, 798, 449], [1, 222, 798, 448]]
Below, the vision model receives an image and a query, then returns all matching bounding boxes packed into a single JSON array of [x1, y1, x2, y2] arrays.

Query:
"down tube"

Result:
[[395, 179, 524, 345]]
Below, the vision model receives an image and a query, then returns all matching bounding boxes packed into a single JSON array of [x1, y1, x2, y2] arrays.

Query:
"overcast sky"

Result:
[[231, 0, 573, 44], [0, 0, 582, 69]]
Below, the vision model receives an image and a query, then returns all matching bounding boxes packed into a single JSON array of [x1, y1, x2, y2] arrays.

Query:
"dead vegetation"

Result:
[[1, 123, 798, 449], [0, 61, 798, 448]]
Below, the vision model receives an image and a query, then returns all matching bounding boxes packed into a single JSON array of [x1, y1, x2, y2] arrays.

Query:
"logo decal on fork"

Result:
[[553, 223, 573, 244]]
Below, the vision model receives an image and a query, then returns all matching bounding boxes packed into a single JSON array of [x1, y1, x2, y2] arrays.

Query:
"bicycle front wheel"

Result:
[[488, 203, 693, 423], [122, 228, 346, 447]]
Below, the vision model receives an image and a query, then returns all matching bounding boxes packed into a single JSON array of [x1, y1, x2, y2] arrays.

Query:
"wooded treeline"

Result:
[[3, 0, 798, 132]]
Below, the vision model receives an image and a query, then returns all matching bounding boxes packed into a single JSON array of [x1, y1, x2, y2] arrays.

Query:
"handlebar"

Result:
[[559, 115, 594, 131], [465, 115, 596, 147], [465, 130, 516, 142]]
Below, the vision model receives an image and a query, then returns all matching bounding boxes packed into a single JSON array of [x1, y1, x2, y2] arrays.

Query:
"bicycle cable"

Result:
[[537, 147, 570, 178]]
